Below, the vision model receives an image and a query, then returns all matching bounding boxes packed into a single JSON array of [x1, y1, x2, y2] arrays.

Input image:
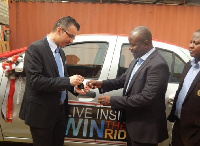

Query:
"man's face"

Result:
[[58, 25, 78, 47], [189, 32, 200, 61], [128, 35, 147, 59]]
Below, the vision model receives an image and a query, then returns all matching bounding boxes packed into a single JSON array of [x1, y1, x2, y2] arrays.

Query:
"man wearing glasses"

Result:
[[61, 28, 75, 40], [19, 16, 89, 146]]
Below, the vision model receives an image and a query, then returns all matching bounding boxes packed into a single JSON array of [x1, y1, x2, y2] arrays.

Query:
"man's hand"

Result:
[[86, 80, 103, 89], [70, 75, 84, 86], [98, 95, 111, 106], [75, 84, 90, 95]]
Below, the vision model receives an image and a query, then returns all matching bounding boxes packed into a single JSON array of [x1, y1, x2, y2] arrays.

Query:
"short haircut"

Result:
[[52, 16, 80, 32], [195, 29, 200, 33], [130, 26, 152, 42]]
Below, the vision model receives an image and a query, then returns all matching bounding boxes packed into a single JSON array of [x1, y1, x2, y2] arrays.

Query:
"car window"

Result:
[[157, 48, 185, 83], [117, 44, 186, 83], [63, 42, 108, 78], [117, 44, 134, 77]]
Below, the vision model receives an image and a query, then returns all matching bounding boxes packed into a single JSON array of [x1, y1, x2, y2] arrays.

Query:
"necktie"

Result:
[[125, 58, 143, 93], [55, 48, 66, 103]]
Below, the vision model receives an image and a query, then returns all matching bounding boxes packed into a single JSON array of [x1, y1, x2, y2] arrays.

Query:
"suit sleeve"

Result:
[[110, 62, 169, 110], [100, 59, 137, 93], [100, 71, 127, 93], [25, 44, 72, 92]]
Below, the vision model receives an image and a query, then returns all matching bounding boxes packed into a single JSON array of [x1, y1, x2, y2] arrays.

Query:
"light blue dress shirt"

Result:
[[175, 58, 200, 119], [46, 35, 64, 74], [125, 48, 156, 93]]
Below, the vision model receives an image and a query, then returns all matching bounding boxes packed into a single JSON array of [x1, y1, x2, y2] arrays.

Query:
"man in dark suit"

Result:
[[87, 26, 169, 146], [19, 16, 89, 146], [168, 29, 200, 146]]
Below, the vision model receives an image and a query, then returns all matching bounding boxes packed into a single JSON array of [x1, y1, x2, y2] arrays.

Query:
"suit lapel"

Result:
[[125, 50, 157, 94], [123, 59, 138, 94], [184, 68, 200, 103], [43, 37, 60, 76], [60, 49, 69, 76], [60, 50, 66, 67], [178, 63, 191, 91]]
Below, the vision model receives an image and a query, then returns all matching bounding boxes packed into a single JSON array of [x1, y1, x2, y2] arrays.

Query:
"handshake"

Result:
[[70, 75, 110, 106]]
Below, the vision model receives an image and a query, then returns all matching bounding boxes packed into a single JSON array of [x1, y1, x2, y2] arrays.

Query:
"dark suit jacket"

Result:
[[19, 37, 76, 128], [168, 61, 200, 145], [101, 49, 169, 143]]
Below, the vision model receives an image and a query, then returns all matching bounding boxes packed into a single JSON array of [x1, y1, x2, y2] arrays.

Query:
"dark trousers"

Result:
[[171, 119, 184, 146], [30, 104, 67, 146], [127, 131, 158, 146]]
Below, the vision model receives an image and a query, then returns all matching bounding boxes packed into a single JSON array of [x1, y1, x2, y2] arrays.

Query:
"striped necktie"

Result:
[[55, 48, 66, 103]]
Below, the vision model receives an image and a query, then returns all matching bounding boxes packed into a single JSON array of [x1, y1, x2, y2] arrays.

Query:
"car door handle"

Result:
[[167, 94, 174, 107], [78, 91, 96, 98]]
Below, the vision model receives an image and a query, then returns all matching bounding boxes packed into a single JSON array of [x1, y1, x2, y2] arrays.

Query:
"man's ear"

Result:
[[144, 40, 149, 46], [57, 27, 62, 36]]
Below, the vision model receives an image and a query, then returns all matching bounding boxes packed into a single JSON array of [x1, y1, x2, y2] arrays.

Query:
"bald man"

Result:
[[87, 26, 169, 146]]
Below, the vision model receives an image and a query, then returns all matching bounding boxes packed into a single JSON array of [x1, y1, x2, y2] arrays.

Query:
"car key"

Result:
[[78, 83, 84, 92]]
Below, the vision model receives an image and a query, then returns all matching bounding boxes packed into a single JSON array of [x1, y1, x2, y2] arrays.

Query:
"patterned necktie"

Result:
[[55, 48, 66, 103]]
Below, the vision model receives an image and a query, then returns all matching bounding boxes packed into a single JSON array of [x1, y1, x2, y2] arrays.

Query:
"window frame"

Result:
[[63, 41, 109, 79], [116, 44, 186, 83]]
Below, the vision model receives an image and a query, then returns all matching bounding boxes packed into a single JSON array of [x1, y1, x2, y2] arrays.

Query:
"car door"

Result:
[[62, 35, 126, 145]]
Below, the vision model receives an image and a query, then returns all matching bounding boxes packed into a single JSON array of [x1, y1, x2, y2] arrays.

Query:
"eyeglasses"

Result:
[[62, 28, 75, 40]]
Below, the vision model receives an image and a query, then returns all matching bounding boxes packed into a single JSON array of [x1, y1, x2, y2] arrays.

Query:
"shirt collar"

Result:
[[190, 58, 200, 69], [46, 35, 58, 53], [140, 47, 156, 62]]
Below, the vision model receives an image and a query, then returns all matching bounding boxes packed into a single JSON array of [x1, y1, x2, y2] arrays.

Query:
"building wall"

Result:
[[0, 1, 8, 25], [1, 0, 8, 5], [9, 1, 200, 50]]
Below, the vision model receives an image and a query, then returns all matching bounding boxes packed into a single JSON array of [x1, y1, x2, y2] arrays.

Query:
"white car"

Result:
[[0, 35, 191, 146]]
